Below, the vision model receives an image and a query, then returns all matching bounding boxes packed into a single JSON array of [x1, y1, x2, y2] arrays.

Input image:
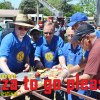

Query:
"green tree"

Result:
[[39, 7, 52, 16], [19, 0, 37, 14], [61, 0, 73, 17], [79, 0, 96, 16], [65, 3, 85, 17], [40, 0, 73, 16], [0, 1, 13, 9], [19, 0, 73, 16]]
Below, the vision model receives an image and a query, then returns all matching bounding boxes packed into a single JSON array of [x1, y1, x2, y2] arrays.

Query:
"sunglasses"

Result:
[[44, 32, 53, 35], [18, 27, 28, 31]]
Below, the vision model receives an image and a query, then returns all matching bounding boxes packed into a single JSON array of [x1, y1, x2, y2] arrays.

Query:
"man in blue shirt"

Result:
[[34, 21, 66, 99], [29, 28, 41, 67], [0, 13, 33, 74], [67, 12, 100, 68], [63, 27, 83, 66], [64, 23, 99, 100], [95, 29, 100, 38], [34, 21, 66, 69], [62, 27, 85, 100], [65, 12, 97, 99]]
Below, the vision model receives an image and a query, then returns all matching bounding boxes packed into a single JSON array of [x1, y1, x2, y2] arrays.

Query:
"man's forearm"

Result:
[[68, 59, 86, 75], [34, 57, 44, 69], [26, 56, 30, 65], [0, 59, 12, 74], [64, 73, 94, 83], [59, 56, 66, 68], [68, 64, 84, 74]]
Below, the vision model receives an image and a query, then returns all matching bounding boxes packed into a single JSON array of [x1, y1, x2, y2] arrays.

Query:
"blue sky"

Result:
[[0, 0, 79, 9], [0, 0, 21, 8], [70, 0, 79, 4]]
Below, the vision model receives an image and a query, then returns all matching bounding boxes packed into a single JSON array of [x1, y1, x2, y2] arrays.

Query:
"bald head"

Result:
[[66, 27, 74, 42]]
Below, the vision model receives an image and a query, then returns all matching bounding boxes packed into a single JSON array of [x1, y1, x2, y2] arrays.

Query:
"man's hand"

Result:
[[23, 63, 30, 72], [57, 76, 64, 83], [64, 77, 68, 83], [34, 60, 44, 70], [9, 72, 16, 75], [57, 69, 70, 83], [52, 64, 62, 69]]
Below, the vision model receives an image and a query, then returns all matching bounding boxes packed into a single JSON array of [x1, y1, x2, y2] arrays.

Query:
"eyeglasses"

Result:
[[18, 27, 28, 31], [44, 32, 53, 35]]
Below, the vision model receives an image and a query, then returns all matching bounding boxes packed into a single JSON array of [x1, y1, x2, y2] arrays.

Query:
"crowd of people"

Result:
[[0, 12, 100, 100]]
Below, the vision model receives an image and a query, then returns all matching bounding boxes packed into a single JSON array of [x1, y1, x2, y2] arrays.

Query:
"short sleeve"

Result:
[[57, 36, 64, 48], [0, 35, 13, 58], [34, 44, 42, 58], [84, 47, 100, 75]]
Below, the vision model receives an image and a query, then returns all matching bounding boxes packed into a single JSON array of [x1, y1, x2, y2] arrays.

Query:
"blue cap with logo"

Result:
[[67, 12, 88, 27]]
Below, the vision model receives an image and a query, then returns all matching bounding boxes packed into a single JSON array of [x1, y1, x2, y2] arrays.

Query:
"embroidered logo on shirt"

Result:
[[16, 51, 24, 62], [45, 52, 54, 62], [67, 64, 73, 69]]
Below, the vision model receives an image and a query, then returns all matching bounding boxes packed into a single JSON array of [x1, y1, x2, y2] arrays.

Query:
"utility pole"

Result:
[[37, 0, 39, 25], [96, 0, 100, 26]]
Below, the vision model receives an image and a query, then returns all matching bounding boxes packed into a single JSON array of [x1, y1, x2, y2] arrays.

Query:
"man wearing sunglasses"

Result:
[[34, 22, 66, 99], [34, 22, 66, 69], [63, 23, 100, 99], [0, 13, 33, 74]]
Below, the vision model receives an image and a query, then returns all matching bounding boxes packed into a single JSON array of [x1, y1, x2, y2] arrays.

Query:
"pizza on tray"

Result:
[[10, 80, 44, 99], [40, 68, 62, 79], [11, 67, 75, 99]]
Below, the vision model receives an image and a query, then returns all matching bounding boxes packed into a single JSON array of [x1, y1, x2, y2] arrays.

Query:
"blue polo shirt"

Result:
[[29, 37, 41, 67], [62, 42, 85, 100], [62, 42, 83, 66], [95, 29, 100, 38], [29, 40, 37, 67], [0, 31, 2, 45], [35, 35, 64, 68], [0, 32, 31, 73]]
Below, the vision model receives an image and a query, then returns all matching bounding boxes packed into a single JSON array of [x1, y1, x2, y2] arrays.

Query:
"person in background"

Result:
[[64, 23, 100, 99], [29, 28, 41, 68], [0, 13, 33, 74], [67, 12, 100, 38], [63, 27, 83, 69], [62, 27, 87, 100], [34, 21, 66, 99], [54, 21, 61, 36], [67, 12, 91, 61], [95, 26, 100, 38], [54, 20, 66, 41], [59, 21, 66, 40]]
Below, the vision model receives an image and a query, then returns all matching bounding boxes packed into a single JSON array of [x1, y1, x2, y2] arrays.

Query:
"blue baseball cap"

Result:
[[67, 12, 88, 27]]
